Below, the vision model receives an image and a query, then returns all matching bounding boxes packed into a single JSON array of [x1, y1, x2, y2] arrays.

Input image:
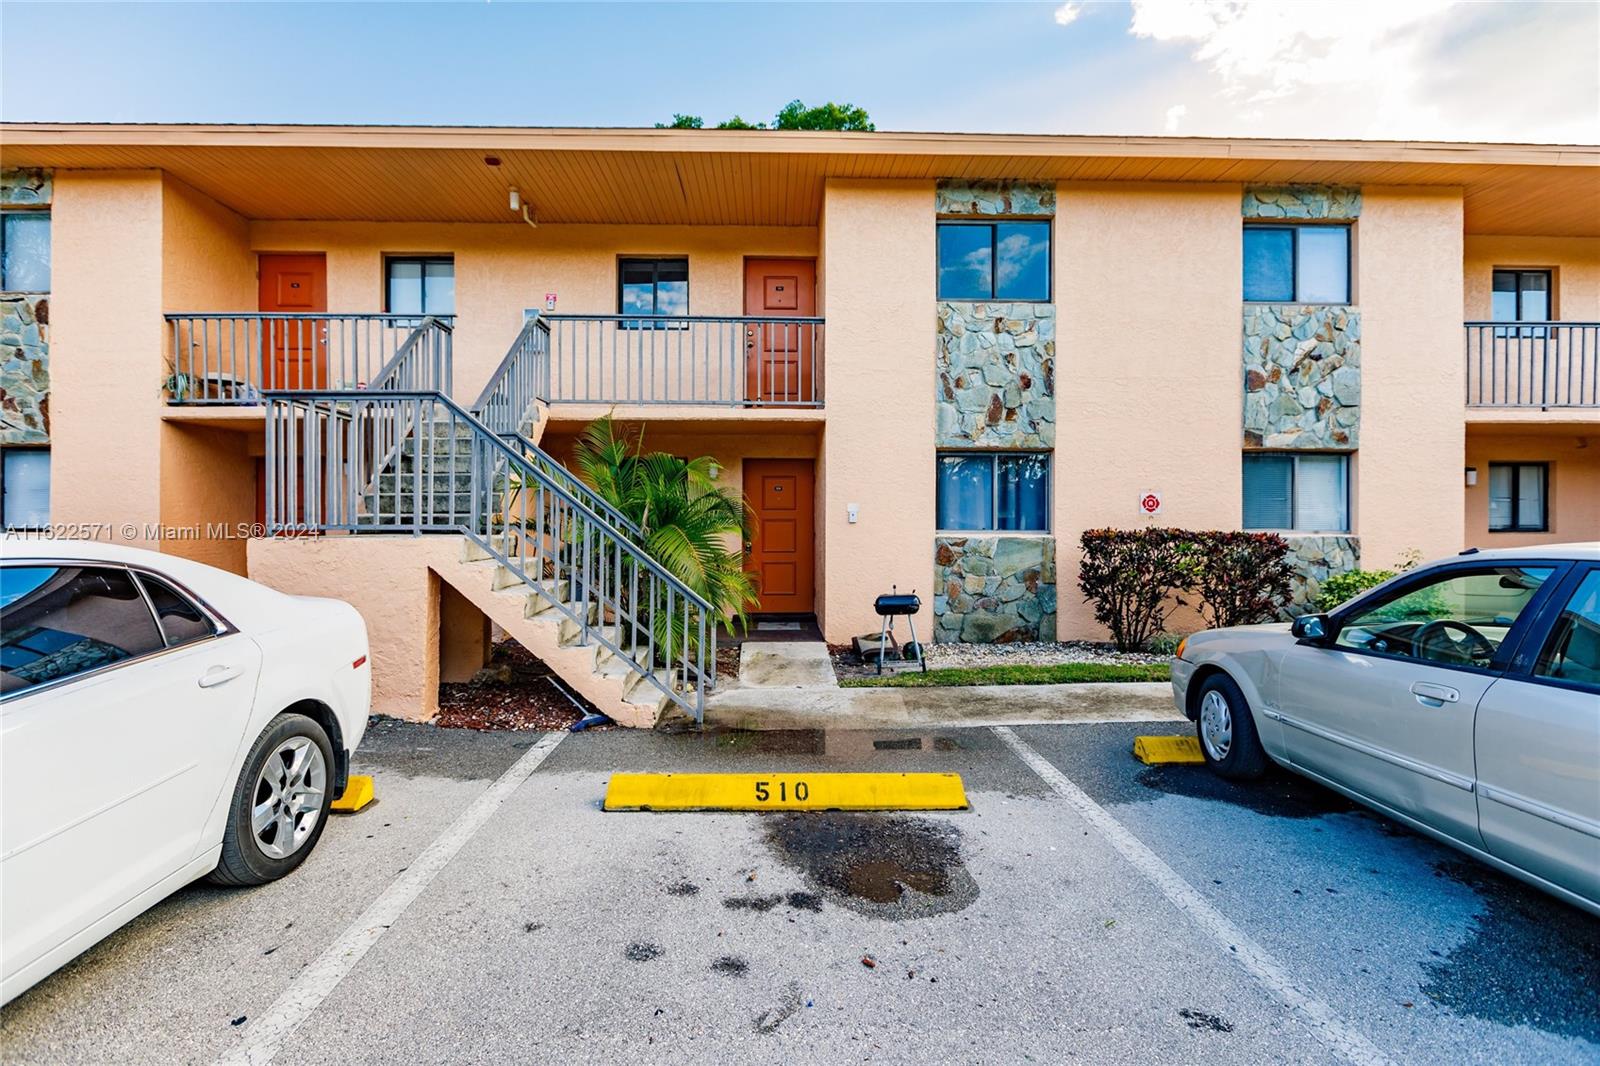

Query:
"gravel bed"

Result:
[[828, 639, 1171, 680], [924, 640, 1171, 668]]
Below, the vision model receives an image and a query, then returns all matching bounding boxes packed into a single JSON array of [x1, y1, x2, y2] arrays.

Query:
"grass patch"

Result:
[[838, 661, 1171, 688]]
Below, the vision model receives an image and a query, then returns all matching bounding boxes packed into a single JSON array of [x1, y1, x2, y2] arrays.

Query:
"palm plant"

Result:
[[573, 417, 758, 658]]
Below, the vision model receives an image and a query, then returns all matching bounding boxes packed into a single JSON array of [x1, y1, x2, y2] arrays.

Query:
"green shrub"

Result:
[[1314, 569, 1395, 613], [1078, 529, 1196, 652], [1145, 631, 1188, 656], [1189, 531, 1294, 629]]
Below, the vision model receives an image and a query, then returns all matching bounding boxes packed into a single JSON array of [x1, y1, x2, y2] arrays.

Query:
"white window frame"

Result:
[[935, 451, 1052, 533], [1242, 452, 1351, 533]]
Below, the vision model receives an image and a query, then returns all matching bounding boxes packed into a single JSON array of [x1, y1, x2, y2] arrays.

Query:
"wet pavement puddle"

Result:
[[762, 812, 977, 918], [1422, 859, 1600, 1042]]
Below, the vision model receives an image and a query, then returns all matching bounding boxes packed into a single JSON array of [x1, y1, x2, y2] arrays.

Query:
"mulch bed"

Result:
[[435, 640, 605, 732], [715, 643, 741, 681]]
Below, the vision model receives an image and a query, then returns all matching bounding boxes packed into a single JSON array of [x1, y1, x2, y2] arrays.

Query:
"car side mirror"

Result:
[[1291, 613, 1331, 643]]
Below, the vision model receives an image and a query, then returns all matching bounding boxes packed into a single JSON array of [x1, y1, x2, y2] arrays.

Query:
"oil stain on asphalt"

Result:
[[762, 813, 977, 919], [1178, 1008, 1234, 1033], [1421, 859, 1600, 1043], [1134, 764, 1358, 820]]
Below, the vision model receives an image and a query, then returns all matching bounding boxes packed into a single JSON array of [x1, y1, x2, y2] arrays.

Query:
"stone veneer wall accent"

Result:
[[1243, 305, 1361, 448], [937, 302, 1055, 447], [1280, 535, 1360, 618], [1, 296, 49, 443], [1, 169, 52, 446], [935, 180, 1055, 217], [1, 169, 52, 207], [1242, 185, 1361, 220], [933, 180, 1057, 640], [933, 535, 1057, 642]]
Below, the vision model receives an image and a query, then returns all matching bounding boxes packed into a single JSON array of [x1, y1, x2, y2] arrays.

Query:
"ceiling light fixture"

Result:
[[508, 186, 537, 228]]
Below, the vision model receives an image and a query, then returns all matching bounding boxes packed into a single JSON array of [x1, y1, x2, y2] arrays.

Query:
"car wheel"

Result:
[[210, 712, 335, 887], [1195, 673, 1269, 781]]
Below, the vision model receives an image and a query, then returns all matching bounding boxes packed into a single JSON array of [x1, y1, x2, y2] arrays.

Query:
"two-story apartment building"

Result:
[[2, 126, 1595, 725]]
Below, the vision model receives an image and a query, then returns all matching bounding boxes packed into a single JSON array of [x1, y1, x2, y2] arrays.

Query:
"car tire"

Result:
[[210, 712, 336, 887], [1195, 673, 1269, 781]]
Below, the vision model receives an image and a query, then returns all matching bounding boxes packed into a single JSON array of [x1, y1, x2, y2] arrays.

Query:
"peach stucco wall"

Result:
[[1463, 235, 1600, 321], [50, 172, 260, 562], [158, 178, 258, 572], [818, 179, 936, 642], [49, 171, 167, 542], [249, 535, 457, 718], [1357, 188, 1466, 570], [247, 221, 818, 403], [1465, 428, 1600, 548], [1053, 182, 1244, 638]]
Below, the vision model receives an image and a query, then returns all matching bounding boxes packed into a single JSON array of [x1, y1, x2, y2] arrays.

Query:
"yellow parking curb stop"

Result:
[[1133, 735, 1205, 766], [331, 774, 375, 813], [603, 772, 968, 812]]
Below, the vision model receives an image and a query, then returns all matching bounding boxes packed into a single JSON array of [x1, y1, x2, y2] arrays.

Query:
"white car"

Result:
[[1, 539, 370, 1004], [1171, 543, 1600, 916]]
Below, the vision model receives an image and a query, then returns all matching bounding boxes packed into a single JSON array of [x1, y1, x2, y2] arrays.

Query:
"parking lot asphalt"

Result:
[[2, 716, 1595, 1065]]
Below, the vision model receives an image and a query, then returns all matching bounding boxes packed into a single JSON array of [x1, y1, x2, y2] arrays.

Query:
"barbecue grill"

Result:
[[872, 586, 927, 674]]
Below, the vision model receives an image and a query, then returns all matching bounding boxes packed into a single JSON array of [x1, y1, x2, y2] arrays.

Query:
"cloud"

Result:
[[1130, 0, 1454, 101], [1053, 2, 1083, 27], [1123, 0, 1599, 142]]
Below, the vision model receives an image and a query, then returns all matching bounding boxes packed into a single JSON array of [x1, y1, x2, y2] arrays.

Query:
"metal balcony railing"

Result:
[[263, 390, 715, 720], [1466, 322, 1599, 409], [471, 315, 642, 538], [164, 313, 454, 404], [542, 314, 823, 407]]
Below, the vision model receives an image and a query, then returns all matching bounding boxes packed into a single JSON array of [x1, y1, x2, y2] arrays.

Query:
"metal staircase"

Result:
[[262, 314, 716, 723]]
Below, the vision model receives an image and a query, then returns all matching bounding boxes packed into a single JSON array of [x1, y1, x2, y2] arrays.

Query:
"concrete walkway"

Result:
[[726, 641, 839, 690], [704, 679, 1181, 730]]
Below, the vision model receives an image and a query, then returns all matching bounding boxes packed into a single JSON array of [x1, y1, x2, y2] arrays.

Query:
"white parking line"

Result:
[[992, 726, 1396, 1066], [214, 731, 566, 1066]]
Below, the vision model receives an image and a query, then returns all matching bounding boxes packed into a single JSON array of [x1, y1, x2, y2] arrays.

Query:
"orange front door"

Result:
[[743, 459, 816, 614], [258, 254, 328, 390], [743, 258, 817, 405]]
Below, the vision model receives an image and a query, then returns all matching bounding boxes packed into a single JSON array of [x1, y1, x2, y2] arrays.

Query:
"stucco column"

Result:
[[1053, 182, 1243, 638], [1357, 188, 1466, 567], [818, 179, 936, 643], [49, 170, 166, 542]]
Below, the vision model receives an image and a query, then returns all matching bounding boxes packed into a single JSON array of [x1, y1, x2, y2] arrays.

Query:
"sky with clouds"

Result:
[[3, 1, 1596, 143]]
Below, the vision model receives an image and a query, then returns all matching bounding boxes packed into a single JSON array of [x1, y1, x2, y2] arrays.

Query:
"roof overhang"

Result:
[[3, 124, 1596, 235]]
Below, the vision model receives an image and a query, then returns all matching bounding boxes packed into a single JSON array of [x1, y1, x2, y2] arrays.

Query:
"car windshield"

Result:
[[1334, 566, 1555, 666]]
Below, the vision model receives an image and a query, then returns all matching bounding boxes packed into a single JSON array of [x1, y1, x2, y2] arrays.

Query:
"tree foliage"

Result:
[[573, 417, 758, 638], [656, 99, 874, 132], [772, 99, 874, 131]]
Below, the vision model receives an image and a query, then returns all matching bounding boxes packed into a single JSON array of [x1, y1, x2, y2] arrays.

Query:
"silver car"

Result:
[[1171, 543, 1600, 916]]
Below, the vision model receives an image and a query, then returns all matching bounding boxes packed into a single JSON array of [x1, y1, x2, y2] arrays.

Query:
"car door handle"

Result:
[[1411, 681, 1460, 707], [198, 664, 244, 689]]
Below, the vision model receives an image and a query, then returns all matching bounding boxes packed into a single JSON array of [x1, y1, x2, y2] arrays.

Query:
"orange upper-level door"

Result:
[[258, 254, 328, 390], [743, 258, 816, 404]]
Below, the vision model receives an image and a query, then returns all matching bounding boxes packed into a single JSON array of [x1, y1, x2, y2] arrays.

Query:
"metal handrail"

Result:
[[1465, 321, 1599, 409], [471, 315, 550, 433], [164, 312, 456, 404], [502, 429, 644, 539], [470, 314, 641, 537], [263, 389, 715, 720], [541, 313, 824, 407], [367, 316, 454, 394]]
